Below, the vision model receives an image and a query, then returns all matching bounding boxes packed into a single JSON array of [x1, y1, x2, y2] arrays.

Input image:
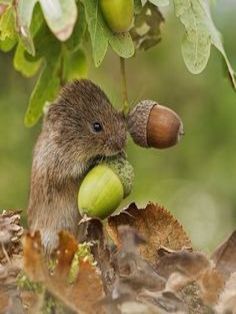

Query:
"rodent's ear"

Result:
[[43, 102, 54, 116]]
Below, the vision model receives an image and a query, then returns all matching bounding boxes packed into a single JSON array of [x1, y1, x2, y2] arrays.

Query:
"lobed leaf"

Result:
[[107, 31, 134, 59], [83, 0, 134, 67], [13, 42, 42, 77], [65, 2, 86, 52], [16, 0, 37, 55], [23, 231, 105, 314], [0, 5, 17, 52], [64, 49, 88, 81], [107, 203, 191, 265], [39, 0, 77, 42], [82, 0, 108, 67], [24, 58, 60, 127], [174, 0, 236, 89]]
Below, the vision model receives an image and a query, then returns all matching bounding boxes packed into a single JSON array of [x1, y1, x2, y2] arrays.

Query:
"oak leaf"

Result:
[[107, 203, 191, 265], [23, 230, 105, 313]]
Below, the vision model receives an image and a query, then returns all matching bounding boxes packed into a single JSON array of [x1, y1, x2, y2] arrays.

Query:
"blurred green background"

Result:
[[0, 1, 235, 252]]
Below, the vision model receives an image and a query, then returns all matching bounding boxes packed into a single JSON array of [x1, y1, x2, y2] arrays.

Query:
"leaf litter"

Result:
[[0, 203, 235, 313]]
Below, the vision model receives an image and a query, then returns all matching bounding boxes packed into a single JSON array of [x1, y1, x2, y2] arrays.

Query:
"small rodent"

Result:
[[27, 80, 127, 253]]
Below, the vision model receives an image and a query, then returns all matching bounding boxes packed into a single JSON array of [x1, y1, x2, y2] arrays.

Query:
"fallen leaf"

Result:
[[180, 282, 214, 314], [215, 272, 236, 314], [23, 231, 46, 282], [23, 229, 105, 313], [138, 290, 187, 313], [211, 230, 236, 280], [200, 267, 224, 305], [0, 210, 23, 264], [53, 230, 78, 277], [156, 248, 210, 280], [107, 203, 191, 265]]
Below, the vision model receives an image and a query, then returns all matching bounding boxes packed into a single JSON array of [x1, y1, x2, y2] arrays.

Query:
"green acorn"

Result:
[[100, 0, 134, 33], [78, 157, 134, 219]]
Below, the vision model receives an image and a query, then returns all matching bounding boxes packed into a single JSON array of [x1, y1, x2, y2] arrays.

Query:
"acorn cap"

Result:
[[127, 100, 184, 149], [127, 100, 156, 147], [105, 156, 134, 198]]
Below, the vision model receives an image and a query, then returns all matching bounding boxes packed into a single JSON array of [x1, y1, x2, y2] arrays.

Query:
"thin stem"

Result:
[[59, 44, 67, 87], [120, 57, 129, 115]]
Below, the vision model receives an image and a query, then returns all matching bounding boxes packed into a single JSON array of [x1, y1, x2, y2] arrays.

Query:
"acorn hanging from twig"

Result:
[[127, 100, 184, 149]]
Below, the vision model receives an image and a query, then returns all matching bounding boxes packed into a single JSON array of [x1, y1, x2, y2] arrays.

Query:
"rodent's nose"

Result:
[[110, 136, 126, 152]]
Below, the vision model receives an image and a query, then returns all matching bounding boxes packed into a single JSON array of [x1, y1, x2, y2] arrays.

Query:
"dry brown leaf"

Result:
[[23, 231, 46, 282], [180, 283, 214, 314], [215, 272, 236, 314], [107, 203, 191, 265], [156, 248, 210, 280], [0, 210, 23, 264], [114, 226, 165, 293], [53, 230, 78, 277], [211, 230, 236, 280], [156, 247, 224, 306], [137, 290, 187, 313], [0, 286, 10, 314], [23, 229, 105, 314], [200, 267, 224, 305]]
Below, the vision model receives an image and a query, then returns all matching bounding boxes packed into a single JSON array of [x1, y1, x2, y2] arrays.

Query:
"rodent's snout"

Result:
[[108, 135, 126, 153]]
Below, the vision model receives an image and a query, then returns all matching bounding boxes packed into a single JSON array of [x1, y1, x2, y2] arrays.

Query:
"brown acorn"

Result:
[[127, 100, 184, 149]]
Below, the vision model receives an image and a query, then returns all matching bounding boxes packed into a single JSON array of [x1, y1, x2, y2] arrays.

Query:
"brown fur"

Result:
[[27, 80, 127, 253]]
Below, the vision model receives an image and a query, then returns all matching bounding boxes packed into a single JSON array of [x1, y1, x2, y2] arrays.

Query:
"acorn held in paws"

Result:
[[127, 100, 184, 149], [78, 156, 134, 219]]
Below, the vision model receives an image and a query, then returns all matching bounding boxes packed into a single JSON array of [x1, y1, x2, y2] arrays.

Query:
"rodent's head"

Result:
[[44, 80, 127, 163]]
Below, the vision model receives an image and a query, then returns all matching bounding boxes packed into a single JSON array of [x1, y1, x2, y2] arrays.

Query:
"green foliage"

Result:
[[38, 0, 77, 41], [13, 42, 42, 77], [24, 59, 61, 126], [0, 0, 235, 127], [0, 6, 17, 51], [64, 49, 88, 81], [174, 0, 236, 88]]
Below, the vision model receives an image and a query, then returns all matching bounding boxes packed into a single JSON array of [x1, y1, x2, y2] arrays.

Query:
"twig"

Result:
[[120, 57, 129, 115]]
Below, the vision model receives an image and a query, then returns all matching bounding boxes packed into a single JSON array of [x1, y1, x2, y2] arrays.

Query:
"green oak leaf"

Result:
[[83, 0, 134, 67], [0, 6, 16, 40], [107, 31, 134, 58], [65, 2, 86, 52], [39, 0, 77, 41], [64, 49, 88, 81], [0, 36, 16, 51], [174, 0, 236, 89], [0, 5, 17, 51], [16, 0, 37, 55], [24, 58, 60, 127], [82, 0, 108, 67], [13, 42, 42, 77]]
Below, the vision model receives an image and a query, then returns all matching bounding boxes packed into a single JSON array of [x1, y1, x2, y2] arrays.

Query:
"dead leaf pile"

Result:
[[0, 203, 236, 313]]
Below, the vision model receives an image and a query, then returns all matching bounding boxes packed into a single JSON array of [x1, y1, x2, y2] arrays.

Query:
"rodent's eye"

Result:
[[92, 122, 103, 133]]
